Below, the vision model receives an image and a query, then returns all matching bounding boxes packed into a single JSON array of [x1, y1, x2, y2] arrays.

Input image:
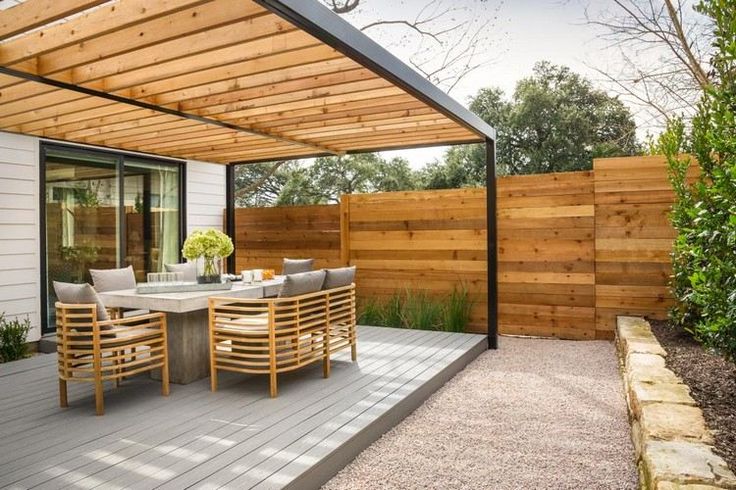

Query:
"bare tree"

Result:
[[586, 0, 713, 131], [323, 0, 507, 93]]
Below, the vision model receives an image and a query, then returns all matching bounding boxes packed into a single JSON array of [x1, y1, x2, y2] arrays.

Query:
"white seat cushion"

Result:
[[215, 313, 269, 332]]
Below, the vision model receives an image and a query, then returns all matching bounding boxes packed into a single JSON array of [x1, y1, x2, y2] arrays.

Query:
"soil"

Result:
[[650, 319, 736, 471]]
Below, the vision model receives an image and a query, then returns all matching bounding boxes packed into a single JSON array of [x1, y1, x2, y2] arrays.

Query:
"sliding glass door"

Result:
[[124, 159, 182, 282], [42, 144, 184, 332]]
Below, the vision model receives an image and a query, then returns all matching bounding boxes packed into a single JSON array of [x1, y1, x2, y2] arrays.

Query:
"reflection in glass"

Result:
[[43, 146, 182, 332], [44, 149, 119, 327], [124, 160, 181, 282]]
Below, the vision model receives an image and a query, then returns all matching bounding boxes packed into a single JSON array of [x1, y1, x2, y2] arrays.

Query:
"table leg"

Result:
[[151, 309, 210, 384]]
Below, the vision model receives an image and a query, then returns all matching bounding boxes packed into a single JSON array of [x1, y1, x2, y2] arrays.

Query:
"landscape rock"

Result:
[[643, 440, 736, 488], [625, 336, 667, 357], [630, 381, 696, 414], [657, 482, 731, 490], [640, 403, 713, 444], [627, 364, 681, 386], [616, 316, 736, 490]]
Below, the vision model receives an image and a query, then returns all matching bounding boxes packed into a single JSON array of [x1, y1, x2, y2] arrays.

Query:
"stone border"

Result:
[[616, 316, 736, 489]]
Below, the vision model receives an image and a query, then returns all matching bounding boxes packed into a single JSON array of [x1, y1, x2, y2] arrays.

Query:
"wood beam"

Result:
[[0, 68, 342, 155], [0, 0, 106, 41], [0, 0, 213, 65]]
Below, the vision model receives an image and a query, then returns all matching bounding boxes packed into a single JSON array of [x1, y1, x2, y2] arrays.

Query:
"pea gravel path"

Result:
[[324, 335, 638, 490]]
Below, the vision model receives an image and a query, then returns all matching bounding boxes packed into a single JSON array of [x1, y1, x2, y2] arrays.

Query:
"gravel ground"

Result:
[[324, 336, 638, 490], [651, 320, 736, 471]]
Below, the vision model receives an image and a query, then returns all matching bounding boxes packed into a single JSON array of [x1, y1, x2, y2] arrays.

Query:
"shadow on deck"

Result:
[[0, 326, 486, 489]]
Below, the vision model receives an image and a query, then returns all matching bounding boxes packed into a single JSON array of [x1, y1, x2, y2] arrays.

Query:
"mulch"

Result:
[[650, 319, 736, 472]]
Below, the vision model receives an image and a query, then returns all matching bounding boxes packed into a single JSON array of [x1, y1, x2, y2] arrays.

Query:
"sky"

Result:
[[333, 0, 627, 168]]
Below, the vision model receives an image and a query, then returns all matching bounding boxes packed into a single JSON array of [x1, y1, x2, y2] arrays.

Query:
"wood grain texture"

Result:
[[593, 155, 683, 338], [233, 204, 344, 274], [0, 0, 482, 162], [232, 159, 687, 340], [498, 171, 596, 339]]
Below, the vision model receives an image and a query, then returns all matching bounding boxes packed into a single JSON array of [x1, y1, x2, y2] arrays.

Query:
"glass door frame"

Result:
[[39, 141, 187, 334]]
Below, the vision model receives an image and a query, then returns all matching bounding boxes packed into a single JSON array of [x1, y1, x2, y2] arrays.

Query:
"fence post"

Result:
[[340, 194, 350, 266]]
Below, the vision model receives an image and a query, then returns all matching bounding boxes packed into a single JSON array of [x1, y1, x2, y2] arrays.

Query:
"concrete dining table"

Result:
[[98, 277, 284, 384]]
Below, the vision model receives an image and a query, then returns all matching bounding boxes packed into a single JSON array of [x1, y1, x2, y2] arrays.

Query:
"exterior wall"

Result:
[[0, 132, 225, 343], [186, 160, 226, 234], [0, 131, 42, 342]]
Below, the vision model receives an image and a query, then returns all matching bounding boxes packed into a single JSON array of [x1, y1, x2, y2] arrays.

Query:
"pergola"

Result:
[[0, 0, 498, 347]]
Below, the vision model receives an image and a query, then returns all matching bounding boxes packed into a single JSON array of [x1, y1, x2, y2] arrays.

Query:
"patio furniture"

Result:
[[282, 257, 314, 275], [90, 265, 138, 319], [55, 301, 169, 416], [165, 262, 197, 282], [98, 278, 284, 384], [208, 274, 356, 397]]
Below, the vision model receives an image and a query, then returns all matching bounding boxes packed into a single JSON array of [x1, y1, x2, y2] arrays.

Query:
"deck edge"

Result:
[[284, 332, 488, 490]]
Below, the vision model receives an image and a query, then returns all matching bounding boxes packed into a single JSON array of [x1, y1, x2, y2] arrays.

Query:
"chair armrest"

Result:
[[209, 296, 275, 305], [97, 311, 166, 329]]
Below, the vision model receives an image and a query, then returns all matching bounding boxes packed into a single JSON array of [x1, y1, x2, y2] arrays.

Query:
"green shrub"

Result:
[[441, 285, 474, 333], [0, 314, 31, 363], [659, 0, 736, 360], [401, 290, 442, 330]]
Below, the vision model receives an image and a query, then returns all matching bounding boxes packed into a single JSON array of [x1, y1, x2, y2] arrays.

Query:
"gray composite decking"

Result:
[[0, 326, 486, 490]]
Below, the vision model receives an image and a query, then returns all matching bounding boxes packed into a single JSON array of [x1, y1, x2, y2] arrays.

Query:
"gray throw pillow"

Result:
[[322, 266, 356, 290], [165, 262, 196, 282], [53, 281, 110, 321], [282, 258, 314, 275], [90, 265, 136, 292], [278, 270, 326, 298]]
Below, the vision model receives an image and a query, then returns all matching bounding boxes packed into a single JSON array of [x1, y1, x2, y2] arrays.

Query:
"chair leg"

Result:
[[351, 343, 357, 362], [161, 351, 170, 397], [323, 330, 331, 378], [269, 370, 278, 398], [95, 380, 104, 416], [211, 369, 218, 392], [114, 350, 121, 387], [59, 379, 68, 408]]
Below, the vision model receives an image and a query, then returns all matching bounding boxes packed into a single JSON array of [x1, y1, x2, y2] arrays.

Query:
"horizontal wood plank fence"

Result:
[[233, 155, 680, 340], [233, 204, 344, 273]]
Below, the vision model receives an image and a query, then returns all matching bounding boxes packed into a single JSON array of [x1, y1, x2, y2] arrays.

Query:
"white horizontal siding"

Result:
[[186, 160, 226, 235], [0, 131, 41, 342]]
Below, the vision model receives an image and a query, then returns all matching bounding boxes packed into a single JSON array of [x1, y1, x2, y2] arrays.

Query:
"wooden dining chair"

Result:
[[56, 302, 170, 415]]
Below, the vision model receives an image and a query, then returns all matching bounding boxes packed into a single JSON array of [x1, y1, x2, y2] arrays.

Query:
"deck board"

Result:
[[0, 326, 486, 490]]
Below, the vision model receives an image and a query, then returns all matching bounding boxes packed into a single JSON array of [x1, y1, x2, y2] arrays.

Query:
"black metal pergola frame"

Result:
[[224, 0, 498, 349]]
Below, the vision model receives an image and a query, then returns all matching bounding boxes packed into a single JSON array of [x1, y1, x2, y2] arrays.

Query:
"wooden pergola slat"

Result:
[[0, 0, 492, 162], [0, 0, 107, 41]]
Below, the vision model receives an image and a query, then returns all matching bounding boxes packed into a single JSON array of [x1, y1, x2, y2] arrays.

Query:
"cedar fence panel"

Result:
[[232, 156, 686, 340], [233, 204, 344, 273], [497, 171, 596, 339], [592, 155, 694, 338], [345, 188, 488, 333]]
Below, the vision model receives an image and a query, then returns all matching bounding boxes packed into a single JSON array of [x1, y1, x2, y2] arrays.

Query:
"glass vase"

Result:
[[196, 255, 222, 284]]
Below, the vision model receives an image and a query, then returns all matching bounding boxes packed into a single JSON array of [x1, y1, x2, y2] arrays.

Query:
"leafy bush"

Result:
[[0, 314, 31, 363], [441, 285, 474, 333], [401, 290, 442, 330], [659, 0, 736, 360]]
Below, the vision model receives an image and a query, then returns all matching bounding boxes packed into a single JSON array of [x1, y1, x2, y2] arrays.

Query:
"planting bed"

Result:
[[650, 320, 736, 472]]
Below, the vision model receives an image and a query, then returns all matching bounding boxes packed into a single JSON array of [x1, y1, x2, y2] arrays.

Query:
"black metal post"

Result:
[[225, 163, 236, 274], [486, 139, 498, 349]]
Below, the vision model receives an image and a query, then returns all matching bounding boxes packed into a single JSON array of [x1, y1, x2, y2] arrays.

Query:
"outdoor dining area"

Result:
[[54, 227, 358, 415], [0, 0, 494, 487]]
